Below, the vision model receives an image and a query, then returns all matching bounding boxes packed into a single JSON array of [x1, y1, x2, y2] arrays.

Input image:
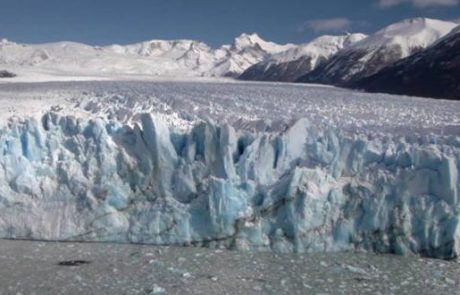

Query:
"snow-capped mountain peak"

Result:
[[298, 17, 457, 86], [106, 39, 212, 58], [231, 33, 294, 53], [0, 33, 296, 79], [351, 20, 460, 100], [270, 33, 368, 64], [238, 33, 367, 82], [206, 33, 295, 77], [233, 33, 264, 48], [354, 17, 457, 52]]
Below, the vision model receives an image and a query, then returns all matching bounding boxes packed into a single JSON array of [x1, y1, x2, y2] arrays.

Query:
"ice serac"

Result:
[[0, 113, 459, 259]]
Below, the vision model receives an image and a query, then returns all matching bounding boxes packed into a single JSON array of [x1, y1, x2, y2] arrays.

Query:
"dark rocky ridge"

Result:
[[239, 55, 317, 82], [297, 45, 424, 86]]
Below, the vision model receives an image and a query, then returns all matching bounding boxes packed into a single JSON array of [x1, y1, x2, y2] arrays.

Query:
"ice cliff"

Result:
[[0, 113, 459, 259]]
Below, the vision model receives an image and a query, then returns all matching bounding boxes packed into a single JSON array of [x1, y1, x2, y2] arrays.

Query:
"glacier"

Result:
[[0, 106, 459, 259]]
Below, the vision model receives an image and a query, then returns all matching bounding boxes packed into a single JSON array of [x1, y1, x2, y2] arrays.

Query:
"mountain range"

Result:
[[1, 17, 459, 99], [239, 33, 367, 82], [0, 33, 292, 78]]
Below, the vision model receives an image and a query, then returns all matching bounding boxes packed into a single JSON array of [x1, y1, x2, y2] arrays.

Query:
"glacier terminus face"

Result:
[[0, 80, 459, 259]]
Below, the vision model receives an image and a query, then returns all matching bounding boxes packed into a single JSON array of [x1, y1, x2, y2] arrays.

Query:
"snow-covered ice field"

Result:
[[1, 80, 459, 134], [0, 80, 459, 259]]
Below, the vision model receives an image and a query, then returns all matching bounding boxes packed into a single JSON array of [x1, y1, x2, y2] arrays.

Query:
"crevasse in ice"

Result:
[[0, 112, 458, 259]]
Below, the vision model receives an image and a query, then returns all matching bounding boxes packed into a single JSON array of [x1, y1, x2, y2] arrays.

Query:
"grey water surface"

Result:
[[0, 240, 459, 295]]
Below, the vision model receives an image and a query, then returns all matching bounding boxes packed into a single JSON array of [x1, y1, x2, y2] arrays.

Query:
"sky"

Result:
[[0, 0, 458, 47]]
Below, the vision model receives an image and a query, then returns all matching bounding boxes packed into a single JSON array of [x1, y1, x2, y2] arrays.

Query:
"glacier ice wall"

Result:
[[0, 113, 459, 259]]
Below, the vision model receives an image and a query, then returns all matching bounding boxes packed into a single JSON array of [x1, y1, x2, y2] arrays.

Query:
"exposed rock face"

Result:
[[240, 56, 316, 82]]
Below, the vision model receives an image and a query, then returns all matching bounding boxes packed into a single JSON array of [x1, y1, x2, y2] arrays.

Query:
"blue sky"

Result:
[[0, 0, 458, 46]]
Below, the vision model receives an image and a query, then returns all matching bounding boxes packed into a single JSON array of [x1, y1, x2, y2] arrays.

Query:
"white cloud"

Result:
[[301, 18, 352, 33], [378, 0, 458, 8]]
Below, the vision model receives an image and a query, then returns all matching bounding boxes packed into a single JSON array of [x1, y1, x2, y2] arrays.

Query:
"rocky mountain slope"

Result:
[[239, 33, 367, 82], [350, 25, 460, 100], [297, 18, 457, 86]]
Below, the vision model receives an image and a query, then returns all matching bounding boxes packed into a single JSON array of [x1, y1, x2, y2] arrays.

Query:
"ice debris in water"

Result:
[[151, 284, 166, 295], [0, 110, 458, 259]]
